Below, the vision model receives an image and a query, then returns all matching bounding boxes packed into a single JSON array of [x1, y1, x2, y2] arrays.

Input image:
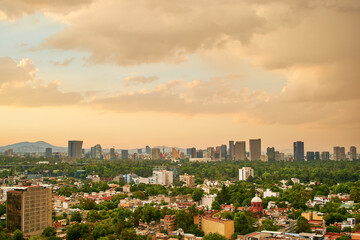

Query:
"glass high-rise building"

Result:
[[293, 141, 304, 161], [229, 140, 234, 161], [249, 139, 261, 161], [68, 140, 83, 160]]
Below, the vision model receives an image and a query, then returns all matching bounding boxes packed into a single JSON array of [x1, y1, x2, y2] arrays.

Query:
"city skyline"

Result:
[[0, 1, 359, 149]]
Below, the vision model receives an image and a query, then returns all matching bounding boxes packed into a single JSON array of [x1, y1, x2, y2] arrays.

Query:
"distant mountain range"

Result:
[[0, 141, 185, 154], [0, 141, 293, 154], [0, 141, 67, 153]]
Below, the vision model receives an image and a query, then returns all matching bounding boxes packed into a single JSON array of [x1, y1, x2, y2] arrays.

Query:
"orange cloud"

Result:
[[124, 75, 158, 87], [0, 57, 83, 106]]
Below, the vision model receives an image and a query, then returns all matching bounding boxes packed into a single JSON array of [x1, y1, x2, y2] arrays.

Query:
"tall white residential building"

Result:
[[239, 167, 254, 181], [153, 170, 173, 186]]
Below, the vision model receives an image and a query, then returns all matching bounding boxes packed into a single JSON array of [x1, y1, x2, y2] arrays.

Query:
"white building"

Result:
[[239, 167, 254, 181], [263, 188, 280, 198], [201, 194, 217, 209], [291, 178, 300, 184], [153, 170, 173, 186]]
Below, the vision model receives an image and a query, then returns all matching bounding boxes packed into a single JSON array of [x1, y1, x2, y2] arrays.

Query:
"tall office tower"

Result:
[[207, 147, 214, 159], [137, 149, 142, 154], [266, 147, 275, 162], [234, 141, 246, 161], [121, 150, 128, 159], [110, 148, 116, 160], [350, 146, 357, 161], [306, 152, 315, 161], [321, 151, 330, 161], [275, 151, 281, 161], [315, 152, 320, 161], [334, 146, 346, 160], [68, 140, 83, 160], [229, 140, 235, 161], [239, 167, 254, 181], [197, 150, 203, 158], [45, 148, 52, 158], [249, 139, 261, 161], [221, 144, 227, 161], [93, 144, 102, 159], [214, 146, 222, 161], [186, 147, 197, 158], [145, 145, 151, 155], [7, 186, 52, 237], [151, 148, 161, 160], [293, 141, 304, 161]]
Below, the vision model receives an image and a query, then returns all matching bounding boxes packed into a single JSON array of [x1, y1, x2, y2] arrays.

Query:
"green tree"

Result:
[[336, 235, 351, 240], [192, 188, 204, 202], [203, 232, 227, 240], [70, 211, 82, 223], [326, 226, 341, 233], [85, 210, 101, 222], [261, 219, 280, 231], [295, 216, 311, 233], [12, 230, 24, 240], [175, 210, 193, 232], [234, 212, 254, 235], [141, 205, 161, 224], [66, 223, 90, 240], [42, 227, 56, 237], [211, 201, 222, 211]]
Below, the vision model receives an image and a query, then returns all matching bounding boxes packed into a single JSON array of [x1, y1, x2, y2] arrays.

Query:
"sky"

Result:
[[0, 0, 359, 152]]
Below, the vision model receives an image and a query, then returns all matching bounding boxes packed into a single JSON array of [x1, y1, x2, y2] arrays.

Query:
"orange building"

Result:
[[164, 215, 177, 232], [179, 173, 195, 187], [199, 215, 234, 239]]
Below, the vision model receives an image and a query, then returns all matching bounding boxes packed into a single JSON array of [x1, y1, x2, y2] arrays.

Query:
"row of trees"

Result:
[[2, 157, 360, 186]]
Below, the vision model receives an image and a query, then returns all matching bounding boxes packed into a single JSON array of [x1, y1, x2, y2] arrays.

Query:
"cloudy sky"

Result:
[[0, 0, 359, 152]]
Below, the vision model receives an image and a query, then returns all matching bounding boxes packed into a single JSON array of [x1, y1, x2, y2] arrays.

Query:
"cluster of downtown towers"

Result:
[[67, 139, 357, 161]]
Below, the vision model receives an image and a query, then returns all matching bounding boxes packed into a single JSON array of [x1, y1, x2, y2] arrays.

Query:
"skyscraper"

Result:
[[350, 146, 357, 161], [306, 152, 315, 161], [333, 146, 346, 160], [221, 144, 227, 161], [151, 148, 161, 160], [68, 140, 83, 160], [315, 152, 320, 161], [293, 141, 304, 161], [321, 151, 330, 161], [145, 145, 151, 155], [121, 150, 129, 159], [45, 148, 52, 158], [110, 147, 116, 159], [137, 149, 142, 154], [186, 147, 197, 158], [249, 139, 261, 161], [7, 186, 52, 237], [267, 147, 275, 162], [234, 141, 246, 161], [93, 144, 102, 159], [229, 140, 234, 161]]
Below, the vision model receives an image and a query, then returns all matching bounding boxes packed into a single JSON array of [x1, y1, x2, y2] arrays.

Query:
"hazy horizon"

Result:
[[0, 1, 359, 150]]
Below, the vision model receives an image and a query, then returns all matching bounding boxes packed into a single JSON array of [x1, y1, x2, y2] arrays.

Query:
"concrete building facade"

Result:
[[234, 141, 246, 161], [249, 139, 261, 160], [239, 167, 254, 181], [68, 140, 83, 160], [6, 186, 52, 237]]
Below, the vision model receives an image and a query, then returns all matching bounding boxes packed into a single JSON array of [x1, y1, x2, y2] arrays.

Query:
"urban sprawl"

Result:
[[0, 139, 359, 240]]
